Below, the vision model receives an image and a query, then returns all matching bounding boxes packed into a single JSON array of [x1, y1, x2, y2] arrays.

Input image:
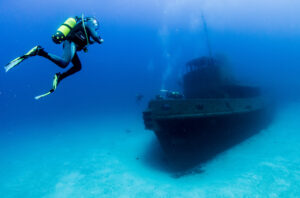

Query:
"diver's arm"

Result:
[[86, 24, 103, 44]]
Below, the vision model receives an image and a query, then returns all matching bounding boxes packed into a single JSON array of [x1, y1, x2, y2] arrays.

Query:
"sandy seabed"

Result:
[[0, 104, 300, 198]]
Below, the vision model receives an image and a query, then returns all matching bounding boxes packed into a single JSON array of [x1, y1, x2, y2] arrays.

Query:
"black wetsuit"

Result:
[[39, 19, 103, 82]]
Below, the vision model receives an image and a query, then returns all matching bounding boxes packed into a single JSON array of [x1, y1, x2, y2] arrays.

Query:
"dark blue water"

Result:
[[1, 0, 300, 197]]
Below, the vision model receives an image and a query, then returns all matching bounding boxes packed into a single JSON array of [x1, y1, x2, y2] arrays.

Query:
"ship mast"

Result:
[[201, 13, 213, 60]]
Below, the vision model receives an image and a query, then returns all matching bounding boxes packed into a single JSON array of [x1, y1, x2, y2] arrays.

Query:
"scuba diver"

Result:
[[4, 15, 104, 99]]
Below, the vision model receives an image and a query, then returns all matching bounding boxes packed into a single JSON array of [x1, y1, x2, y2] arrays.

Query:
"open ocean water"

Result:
[[1, 0, 300, 197]]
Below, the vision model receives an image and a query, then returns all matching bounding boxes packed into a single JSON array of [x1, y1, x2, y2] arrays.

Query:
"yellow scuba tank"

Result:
[[52, 17, 77, 44]]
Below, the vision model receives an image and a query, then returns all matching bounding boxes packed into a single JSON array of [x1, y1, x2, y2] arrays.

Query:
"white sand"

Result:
[[1, 104, 300, 198]]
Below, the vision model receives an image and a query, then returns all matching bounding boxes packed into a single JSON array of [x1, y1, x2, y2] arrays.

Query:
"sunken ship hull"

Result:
[[143, 97, 271, 169], [143, 57, 273, 169]]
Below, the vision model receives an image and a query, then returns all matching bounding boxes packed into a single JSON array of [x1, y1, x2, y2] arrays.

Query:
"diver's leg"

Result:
[[38, 41, 76, 68], [59, 53, 82, 82]]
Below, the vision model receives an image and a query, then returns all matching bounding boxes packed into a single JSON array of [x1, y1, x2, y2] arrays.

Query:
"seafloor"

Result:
[[1, 103, 300, 198]]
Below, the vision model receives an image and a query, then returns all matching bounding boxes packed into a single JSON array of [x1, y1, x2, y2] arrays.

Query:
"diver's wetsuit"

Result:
[[38, 19, 103, 83]]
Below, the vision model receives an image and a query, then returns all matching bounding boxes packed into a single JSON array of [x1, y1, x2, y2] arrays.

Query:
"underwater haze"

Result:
[[1, 0, 300, 197]]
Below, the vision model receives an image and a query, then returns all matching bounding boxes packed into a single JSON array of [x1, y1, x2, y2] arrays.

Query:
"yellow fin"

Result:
[[35, 91, 52, 100]]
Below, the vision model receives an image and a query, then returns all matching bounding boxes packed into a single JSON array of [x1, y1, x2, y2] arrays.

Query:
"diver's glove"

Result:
[[95, 37, 104, 44]]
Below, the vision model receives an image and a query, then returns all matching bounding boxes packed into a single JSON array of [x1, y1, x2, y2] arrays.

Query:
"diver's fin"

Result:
[[24, 45, 40, 57], [52, 73, 61, 91], [35, 73, 61, 100], [35, 90, 54, 100], [4, 57, 25, 72], [4, 46, 40, 72]]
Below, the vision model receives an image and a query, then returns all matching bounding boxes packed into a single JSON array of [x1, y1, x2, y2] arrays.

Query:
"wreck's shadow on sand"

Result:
[[141, 122, 271, 177]]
